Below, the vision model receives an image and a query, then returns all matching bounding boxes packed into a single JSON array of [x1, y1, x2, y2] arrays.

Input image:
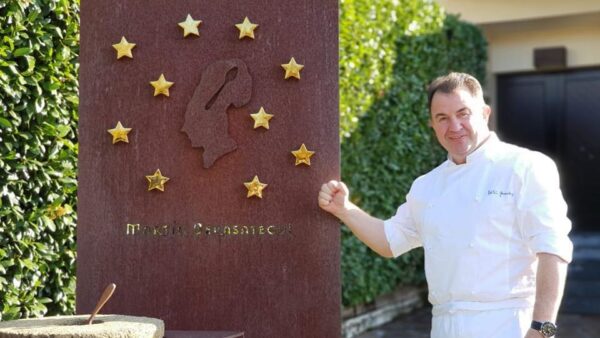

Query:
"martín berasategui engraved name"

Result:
[[126, 223, 293, 238]]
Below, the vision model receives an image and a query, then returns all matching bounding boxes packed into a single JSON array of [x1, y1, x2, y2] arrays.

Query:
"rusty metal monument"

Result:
[[77, 1, 340, 337]]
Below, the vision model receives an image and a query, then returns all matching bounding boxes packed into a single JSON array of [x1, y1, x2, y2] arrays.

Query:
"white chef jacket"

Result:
[[384, 133, 573, 315]]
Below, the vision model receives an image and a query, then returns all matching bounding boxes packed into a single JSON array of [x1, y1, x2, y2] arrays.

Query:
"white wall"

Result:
[[484, 12, 600, 74], [435, 1, 600, 127], [437, 0, 600, 24]]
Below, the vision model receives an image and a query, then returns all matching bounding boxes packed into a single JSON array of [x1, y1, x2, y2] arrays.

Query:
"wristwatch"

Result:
[[531, 320, 557, 337]]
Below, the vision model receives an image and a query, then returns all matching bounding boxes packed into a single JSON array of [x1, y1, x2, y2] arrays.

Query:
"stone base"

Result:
[[0, 314, 164, 338]]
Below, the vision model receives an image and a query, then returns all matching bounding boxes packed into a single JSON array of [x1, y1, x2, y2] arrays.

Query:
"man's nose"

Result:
[[448, 117, 462, 131]]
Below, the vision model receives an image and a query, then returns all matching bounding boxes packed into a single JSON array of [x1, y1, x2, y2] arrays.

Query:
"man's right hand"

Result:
[[318, 180, 351, 218], [317, 180, 393, 257]]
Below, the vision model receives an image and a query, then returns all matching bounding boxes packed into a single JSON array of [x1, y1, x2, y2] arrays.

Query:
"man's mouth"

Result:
[[448, 135, 466, 141]]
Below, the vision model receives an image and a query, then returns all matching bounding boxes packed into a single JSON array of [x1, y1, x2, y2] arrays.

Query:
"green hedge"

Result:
[[340, 0, 487, 306], [0, 0, 79, 320]]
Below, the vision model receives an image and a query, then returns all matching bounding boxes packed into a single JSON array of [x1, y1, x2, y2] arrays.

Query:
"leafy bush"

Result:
[[0, 0, 79, 320], [340, 0, 487, 306]]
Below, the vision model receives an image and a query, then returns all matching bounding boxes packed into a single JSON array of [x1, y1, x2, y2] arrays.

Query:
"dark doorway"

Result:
[[497, 69, 600, 233]]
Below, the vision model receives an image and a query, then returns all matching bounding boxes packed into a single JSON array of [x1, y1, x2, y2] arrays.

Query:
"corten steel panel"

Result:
[[76, 1, 340, 337]]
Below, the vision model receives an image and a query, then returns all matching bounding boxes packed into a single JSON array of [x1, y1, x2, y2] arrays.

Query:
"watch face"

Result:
[[541, 322, 557, 337]]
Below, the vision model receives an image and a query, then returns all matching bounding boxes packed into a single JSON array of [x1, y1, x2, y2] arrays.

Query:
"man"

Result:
[[319, 72, 572, 338]]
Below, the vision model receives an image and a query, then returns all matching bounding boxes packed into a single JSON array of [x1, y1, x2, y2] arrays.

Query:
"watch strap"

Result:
[[531, 320, 543, 331]]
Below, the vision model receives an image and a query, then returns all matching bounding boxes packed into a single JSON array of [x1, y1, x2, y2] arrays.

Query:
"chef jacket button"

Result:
[[469, 242, 475, 248]]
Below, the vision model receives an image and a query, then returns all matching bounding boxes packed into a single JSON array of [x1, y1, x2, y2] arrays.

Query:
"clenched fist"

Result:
[[318, 180, 392, 257], [318, 180, 351, 218]]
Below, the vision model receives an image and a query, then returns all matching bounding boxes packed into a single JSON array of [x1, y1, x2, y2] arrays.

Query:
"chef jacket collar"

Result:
[[446, 132, 499, 167]]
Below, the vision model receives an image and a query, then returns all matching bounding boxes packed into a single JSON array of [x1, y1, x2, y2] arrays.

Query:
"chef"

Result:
[[319, 72, 572, 338]]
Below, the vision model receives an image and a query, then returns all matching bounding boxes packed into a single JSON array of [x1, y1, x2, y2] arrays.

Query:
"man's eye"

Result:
[[438, 117, 447, 122]]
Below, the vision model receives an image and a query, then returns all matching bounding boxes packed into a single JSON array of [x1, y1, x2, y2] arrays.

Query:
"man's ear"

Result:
[[483, 105, 491, 123]]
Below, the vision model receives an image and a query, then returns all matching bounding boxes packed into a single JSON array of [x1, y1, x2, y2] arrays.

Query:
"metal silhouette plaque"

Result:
[[182, 59, 252, 168], [77, 1, 340, 337]]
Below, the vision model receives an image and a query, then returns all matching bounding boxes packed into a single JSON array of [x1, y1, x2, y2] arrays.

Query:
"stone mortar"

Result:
[[0, 314, 164, 338]]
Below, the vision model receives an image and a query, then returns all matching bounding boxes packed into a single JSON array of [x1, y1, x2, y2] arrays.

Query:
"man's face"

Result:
[[429, 88, 491, 164]]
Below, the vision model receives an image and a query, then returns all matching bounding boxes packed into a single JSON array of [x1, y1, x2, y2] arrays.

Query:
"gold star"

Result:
[[250, 107, 273, 129], [146, 169, 170, 192], [235, 17, 258, 39], [150, 74, 174, 97], [281, 57, 304, 80], [107, 121, 132, 144], [291, 144, 315, 166], [244, 175, 267, 198], [112, 36, 136, 59], [178, 14, 202, 37]]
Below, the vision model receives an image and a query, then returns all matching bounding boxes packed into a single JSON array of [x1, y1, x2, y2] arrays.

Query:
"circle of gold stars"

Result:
[[109, 14, 312, 196]]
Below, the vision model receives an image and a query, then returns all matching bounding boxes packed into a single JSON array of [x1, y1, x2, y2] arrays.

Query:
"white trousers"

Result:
[[431, 307, 533, 338]]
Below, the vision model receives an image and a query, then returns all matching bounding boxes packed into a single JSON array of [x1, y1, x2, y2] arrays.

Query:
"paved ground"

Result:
[[357, 306, 600, 338], [356, 306, 431, 338]]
